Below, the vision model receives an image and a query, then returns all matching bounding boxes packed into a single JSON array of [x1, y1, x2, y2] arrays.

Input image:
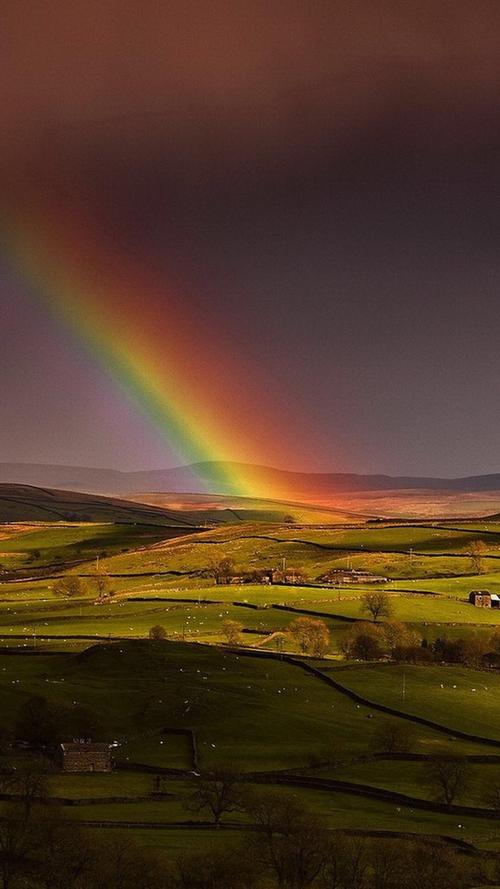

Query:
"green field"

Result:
[[4, 506, 500, 868]]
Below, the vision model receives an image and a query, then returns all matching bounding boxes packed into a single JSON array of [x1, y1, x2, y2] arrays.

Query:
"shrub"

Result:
[[149, 625, 167, 641]]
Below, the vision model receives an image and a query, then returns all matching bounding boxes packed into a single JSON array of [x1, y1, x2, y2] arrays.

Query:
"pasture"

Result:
[[4, 504, 500, 857]]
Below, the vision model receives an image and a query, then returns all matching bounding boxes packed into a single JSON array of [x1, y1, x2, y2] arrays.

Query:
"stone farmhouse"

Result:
[[469, 590, 500, 608], [57, 741, 112, 772]]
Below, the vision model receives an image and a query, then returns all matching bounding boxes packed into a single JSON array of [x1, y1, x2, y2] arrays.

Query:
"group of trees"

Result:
[[182, 778, 479, 888], [149, 598, 500, 666], [53, 572, 113, 600], [341, 618, 500, 667], [219, 615, 331, 656], [341, 620, 419, 661], [0, 759, 488, 888], [288, 617, 330, 656], [14, 695, 100, 748], [0, 808, 169, 889]]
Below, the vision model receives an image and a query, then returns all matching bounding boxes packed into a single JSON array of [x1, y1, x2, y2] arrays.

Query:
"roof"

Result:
[[60, 742, 110, 753], [491, 594, 500, 602]]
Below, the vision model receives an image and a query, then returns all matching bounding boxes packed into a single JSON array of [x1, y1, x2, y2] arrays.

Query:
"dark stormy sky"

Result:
[[2, 1, 500, 476]]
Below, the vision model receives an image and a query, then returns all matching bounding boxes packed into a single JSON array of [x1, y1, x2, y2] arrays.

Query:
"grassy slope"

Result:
[[331, 664, 500, 738], [0, 485, 205, 526], [5, 515, 500, 851], [0, 640, 470, 771], [0, 523, 185, 570]]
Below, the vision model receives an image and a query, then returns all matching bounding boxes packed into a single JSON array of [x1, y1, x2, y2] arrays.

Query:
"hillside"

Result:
[[3, 513, 500, 863], [3, 460, 500, 499], [0, 484, 201, 526], [122, 491, 365, 524], [0, 485, 362, 527]]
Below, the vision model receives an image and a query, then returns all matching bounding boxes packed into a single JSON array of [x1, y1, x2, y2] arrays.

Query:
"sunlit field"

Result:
[[4, 504, 500, 866]]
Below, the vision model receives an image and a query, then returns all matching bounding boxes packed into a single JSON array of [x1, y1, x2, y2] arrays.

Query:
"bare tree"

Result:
[[92, 572, 113, 600], [360, 592, 393, 622], [91, 834, 168, 889], [370, 720, 416, 754], [426, 756, 471, 807], [0, 760, 51, 826], [172, 845, 259, 889], [383, 620, 420, 651], [245, 790, 328, 889], [484, 782, 500, 811], [274, 631, 288, 657], [319, 834, 369, 889], [288, 617, 330, 656], [470, 540, 487, 574], [189, 770, 241, 827], [52, 576, 87, 598], [221, 619, 243, 645]]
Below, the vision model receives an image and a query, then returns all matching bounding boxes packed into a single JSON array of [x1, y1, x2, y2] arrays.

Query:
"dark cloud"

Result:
[[3, 2, 500, 474]]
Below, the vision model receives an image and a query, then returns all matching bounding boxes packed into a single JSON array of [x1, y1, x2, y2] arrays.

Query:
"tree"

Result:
[[360, 592, 393, 622], [92, 572, 113, 600], [426, 755, 471, 807], [52, 576, 87, 598], [341, 622, 385, 660], [207, 558, 234, 585], [370, 720, 416, 754], [149, 624, 167, 641], [458, 633, 490, 668], [221, 619, 243, 645], [274, 631, 288, 657], [0, 761, 50, 819], [245, 790, 328, 889], [15, 696, 59, 747], [15, 695, 100, 747], [171, 845, 259, 889], [189, 771, 242, 827], [288, 617, 330, 656], [484, 782, 500, 811], [319, 834, 369, 889], [91, 834, 168, 889], [470, 540, 487, 574], [403, 839, 475, 889], [383, 620, 420, 652]]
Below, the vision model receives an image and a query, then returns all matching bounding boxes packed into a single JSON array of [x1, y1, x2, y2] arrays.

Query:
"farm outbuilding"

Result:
[[468, 591, 500, 608], [58, 742, 112, 772], [322, 569, 389, 584]]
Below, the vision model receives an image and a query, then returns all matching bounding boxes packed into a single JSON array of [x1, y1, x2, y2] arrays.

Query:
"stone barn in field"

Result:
[[58, 742, 112, 772], [468, 591, 500, 608]]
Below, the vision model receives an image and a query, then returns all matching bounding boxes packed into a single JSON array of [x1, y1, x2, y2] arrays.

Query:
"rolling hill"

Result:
[[0, 484, 201, 526], [0, 484, 362, 527], [3, 460, 500, 497]]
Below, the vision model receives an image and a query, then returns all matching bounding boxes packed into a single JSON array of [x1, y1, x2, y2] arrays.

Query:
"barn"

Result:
[[58, 741, 112, 772], [469, 591, 495, 608]]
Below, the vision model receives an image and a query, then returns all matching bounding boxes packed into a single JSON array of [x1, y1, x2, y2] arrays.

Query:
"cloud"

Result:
[[3, 0, 500, 169]]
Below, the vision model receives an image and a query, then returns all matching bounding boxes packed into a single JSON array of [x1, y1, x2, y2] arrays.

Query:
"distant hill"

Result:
[[0, 484, 201, 526], [2, 461, 500, 497], [0, 484, 363, 526]]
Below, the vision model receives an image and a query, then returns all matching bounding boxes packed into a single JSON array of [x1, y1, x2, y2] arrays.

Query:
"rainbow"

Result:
[[3, 190, 300, 500]]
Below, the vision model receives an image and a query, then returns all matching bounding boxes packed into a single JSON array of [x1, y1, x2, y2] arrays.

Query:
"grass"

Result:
[[4, 512, 500, 853], [330, 664, 500, 739], [0, 523, 182, 570], [0, 641, 484, 773]]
